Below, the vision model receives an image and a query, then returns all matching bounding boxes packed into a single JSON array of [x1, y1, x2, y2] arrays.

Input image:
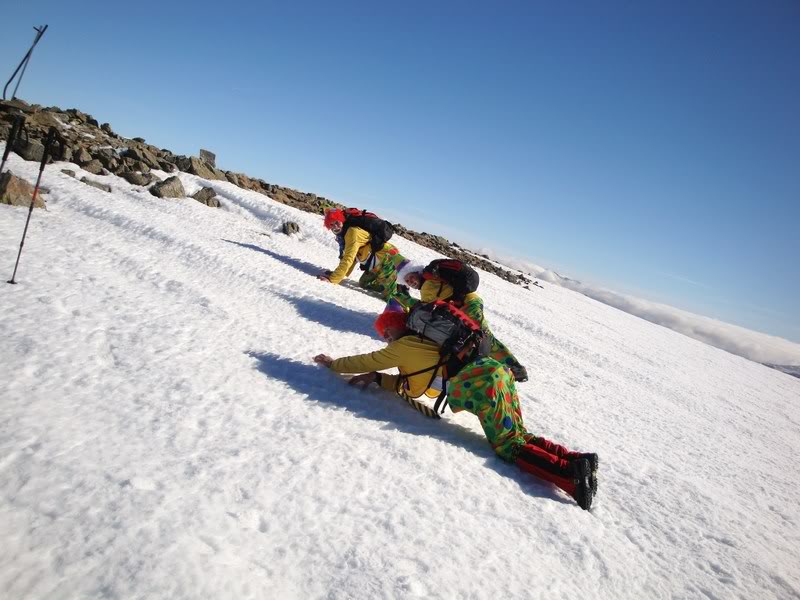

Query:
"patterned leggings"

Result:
[[359, 245, 410, 303], [447, 357, 530, 461]]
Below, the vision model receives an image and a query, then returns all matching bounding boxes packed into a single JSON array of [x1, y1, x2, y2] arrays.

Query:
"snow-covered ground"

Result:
[[1, 150, 799, 599]]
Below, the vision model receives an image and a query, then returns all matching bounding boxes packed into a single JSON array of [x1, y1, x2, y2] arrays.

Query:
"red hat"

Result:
[[324, 208, 345, 229], [374, 310, 408, 338]]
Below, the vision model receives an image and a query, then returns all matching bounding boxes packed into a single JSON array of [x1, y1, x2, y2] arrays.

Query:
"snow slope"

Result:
[[1, 150, 799, 599]]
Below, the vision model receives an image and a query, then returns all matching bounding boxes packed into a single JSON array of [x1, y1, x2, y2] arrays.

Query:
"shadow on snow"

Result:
[[247, 351, 571, 504], [221, 239, 322, 278], [276, 292, 380, 338]]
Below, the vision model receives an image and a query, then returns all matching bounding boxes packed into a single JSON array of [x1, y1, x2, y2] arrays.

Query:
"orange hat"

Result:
[[324, 208, 345, 229], [374, 310, 408, 338]]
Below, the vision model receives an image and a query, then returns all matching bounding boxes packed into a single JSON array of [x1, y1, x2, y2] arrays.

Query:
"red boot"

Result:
[[525, 436, 598, 493], [514, 444, 593, 510]]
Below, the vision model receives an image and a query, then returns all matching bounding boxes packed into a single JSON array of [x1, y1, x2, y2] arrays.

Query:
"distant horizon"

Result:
[[2, 0, 798, 343]]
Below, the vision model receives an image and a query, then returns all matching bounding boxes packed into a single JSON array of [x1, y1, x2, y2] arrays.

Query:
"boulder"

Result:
[[74, 147, 93, 165], [199, 149, 216, 166], [123, 146, 160, 169], [13, 138, 45, 162], [191, 186, 219, 207], [120, 171, 155, 186], [187, 156, 225, 180], [282, 221, 300, 235], [150, 176, 185, 198], [0, 172, 45, 208], [157, 159, 175, 172], [173, 155, 191, 172], [104, 157, 120, 172], [0, 98, 34, 114], [80, 177, 112, 193], [82, 160, 104, 175]]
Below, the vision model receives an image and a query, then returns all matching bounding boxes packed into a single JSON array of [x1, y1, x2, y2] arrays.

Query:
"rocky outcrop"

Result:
[[0, 97, 533, 288]]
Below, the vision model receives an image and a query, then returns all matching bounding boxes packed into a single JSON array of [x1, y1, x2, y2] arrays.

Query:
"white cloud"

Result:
[[480, 250, 800, 367]]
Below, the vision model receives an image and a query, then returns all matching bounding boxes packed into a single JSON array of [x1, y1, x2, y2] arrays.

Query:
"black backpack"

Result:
[[422, 259, 479, 303], [401, 300, 490, 414], [341, 208, 395, 254]]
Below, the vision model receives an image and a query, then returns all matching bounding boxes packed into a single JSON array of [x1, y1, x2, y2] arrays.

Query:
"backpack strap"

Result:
[[396, 354, 450, 407], [342, 210, 387, 269]]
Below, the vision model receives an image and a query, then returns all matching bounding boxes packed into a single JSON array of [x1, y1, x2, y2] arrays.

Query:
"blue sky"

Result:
[[3, 1, 799, 342]]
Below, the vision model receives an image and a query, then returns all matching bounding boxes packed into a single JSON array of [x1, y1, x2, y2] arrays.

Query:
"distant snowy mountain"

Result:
[[764, 363, 800, 379], [2, 145, 799, 599], [475, 250, 800, 372]]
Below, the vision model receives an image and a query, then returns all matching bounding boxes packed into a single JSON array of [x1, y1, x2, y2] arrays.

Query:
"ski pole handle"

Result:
[[39, 126, 59, 172], [2, 115, 25, 164]]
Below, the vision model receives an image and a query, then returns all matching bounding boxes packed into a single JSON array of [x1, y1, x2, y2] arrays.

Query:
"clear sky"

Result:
[[2, 0, 798, 342]]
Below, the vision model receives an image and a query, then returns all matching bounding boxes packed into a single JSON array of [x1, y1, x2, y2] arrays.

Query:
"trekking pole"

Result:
[[2, 25, 48, 101], [0, 115, 25, 174], [7, 126, 58, 285]]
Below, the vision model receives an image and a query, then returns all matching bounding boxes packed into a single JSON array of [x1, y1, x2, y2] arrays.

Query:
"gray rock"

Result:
[[61, 169, 76, 177], [74, 147, 93, 165], [13, 138, 45, 162], [93, 147, 114, 160], [150, 176, 185, 198], [0, 171, 45, 208], [82, 160, 104, 175], [120, 171, 155, 186], [80, 177, 112, 193], [0, 98, 34, 114], [225, 172, 240, 186], [123, 146, 160, 169], [199, 149, 216, 166], [191, 186, 218, 206], [282, 221, 300, 235], [173, 155, 191, 172], [187, 156, 225, 180]]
